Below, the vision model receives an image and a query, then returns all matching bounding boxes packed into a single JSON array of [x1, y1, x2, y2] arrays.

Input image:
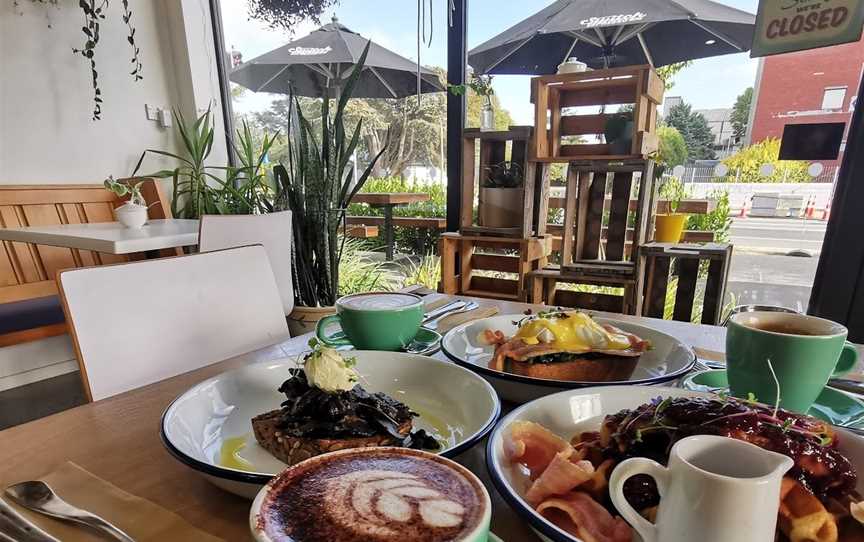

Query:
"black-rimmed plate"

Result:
[[160, 351, 501, 498], [441, 314, 696, 403]]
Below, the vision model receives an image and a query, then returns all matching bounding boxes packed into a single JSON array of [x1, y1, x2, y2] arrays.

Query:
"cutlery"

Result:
[[422, 300, 467, 324], [424, 301, 479, 330], [5, 481, 135, 542], [0, 498, 60, 542]]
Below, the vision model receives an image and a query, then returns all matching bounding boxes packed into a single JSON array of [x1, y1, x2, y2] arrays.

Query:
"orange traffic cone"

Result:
[[804, 196, 815, 219], [822, 200, 832, 221]]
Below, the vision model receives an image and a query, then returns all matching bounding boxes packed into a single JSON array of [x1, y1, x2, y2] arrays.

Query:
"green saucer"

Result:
[[329, 326, 442, 356], [682, 369, 864, 428]]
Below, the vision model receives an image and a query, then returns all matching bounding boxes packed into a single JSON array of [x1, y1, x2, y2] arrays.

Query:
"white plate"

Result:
[[160, 351, 501, 498], [486, 386, 864, 542], [441, 314, 696, 403]]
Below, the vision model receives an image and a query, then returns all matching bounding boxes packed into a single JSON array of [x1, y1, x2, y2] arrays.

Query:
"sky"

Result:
[[221, 0, 760, 122]]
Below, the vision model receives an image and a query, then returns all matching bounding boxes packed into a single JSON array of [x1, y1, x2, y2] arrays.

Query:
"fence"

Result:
[[673, 165, 839, 184]]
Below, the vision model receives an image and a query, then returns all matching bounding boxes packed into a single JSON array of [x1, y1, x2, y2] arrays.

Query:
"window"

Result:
[[822, 87, 847, 110]]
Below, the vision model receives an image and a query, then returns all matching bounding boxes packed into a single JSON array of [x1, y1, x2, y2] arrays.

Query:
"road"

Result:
[[726, 217, 827, 311]]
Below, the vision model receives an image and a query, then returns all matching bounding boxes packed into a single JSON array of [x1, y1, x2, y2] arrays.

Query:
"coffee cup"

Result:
[[726, 311, 859, 413], [610, 435, 793, 542], [250, 447, 492, 542], [316, 292, 424, 351]]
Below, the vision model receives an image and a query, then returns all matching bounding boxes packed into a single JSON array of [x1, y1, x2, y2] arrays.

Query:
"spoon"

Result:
[[5, 481, 135, 542]]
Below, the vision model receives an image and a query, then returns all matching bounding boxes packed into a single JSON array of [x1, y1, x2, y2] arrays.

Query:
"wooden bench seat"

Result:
[[0, 180, 172, 347], [346, 216, 447, 229]]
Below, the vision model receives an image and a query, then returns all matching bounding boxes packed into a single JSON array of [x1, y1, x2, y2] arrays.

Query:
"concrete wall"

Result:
[[687, 182, 835, 211], [0, 1, 228, 391], [0, 0, 228, 183]]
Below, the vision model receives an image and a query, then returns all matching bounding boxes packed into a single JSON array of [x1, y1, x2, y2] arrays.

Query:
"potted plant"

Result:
[[104, 176, 150, 229], [655, 176, 689, 243], [271, 43, 387, 336], [478, 161, 525, 229], [604, 111, 634, 155]]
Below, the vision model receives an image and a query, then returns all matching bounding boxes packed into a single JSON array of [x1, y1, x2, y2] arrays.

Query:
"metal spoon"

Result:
[[5, 481, 135, 542]]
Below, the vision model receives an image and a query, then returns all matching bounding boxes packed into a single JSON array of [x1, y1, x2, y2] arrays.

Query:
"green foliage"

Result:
[[722, 138, 810, 183], [337, 238, 399, 297], [448, 73, 494, 98], [246, 0, 340, 32], [656, 125, 688, 170], [483, 162, 523, 188], [271, 43, 387, 307], [659, 177, 688, 213], [401, 254, 442, 291], [103, 176, 146, 207], [665, 102, 716, 161], [656, 61, 692, 91], [687, 190, 732, 243], [731, 87, 753, 142]]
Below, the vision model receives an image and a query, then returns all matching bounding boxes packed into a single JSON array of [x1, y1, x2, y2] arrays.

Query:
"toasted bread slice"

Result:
[[251, 409, 412, 466], [502, 354, 640, 382]]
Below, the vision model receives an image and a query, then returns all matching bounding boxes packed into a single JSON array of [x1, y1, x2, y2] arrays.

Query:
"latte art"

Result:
[[339, 293, 420, 311], [256, 448, 488, 542], [325, 470, 466, 537]]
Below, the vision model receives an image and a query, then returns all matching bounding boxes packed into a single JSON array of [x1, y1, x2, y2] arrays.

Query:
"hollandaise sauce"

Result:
[[515, 312, 632, 351], [219, 435, 256, 472]]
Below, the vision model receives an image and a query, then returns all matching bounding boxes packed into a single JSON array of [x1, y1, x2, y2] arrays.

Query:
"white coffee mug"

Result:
[[609, 435, 793, 542]]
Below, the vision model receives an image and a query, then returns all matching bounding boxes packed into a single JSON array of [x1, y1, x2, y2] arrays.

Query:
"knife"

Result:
[[0, 498, 60, 542]]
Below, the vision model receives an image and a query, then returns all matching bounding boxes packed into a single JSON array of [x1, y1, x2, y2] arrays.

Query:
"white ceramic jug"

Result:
[[609, 435, 793, 542]]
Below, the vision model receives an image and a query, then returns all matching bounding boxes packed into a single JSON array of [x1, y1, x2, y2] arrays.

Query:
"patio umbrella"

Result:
[[230, 17, 443, 99], [468, 0, 755, 74]]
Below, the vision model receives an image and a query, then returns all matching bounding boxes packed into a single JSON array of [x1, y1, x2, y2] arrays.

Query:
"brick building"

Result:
[[747, 36, 864, 166]]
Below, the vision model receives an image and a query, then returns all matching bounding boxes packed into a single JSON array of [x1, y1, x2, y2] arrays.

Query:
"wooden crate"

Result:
[[460, 127, 551, 238], [531, 65, 664, 163], [640, 242, 734, 325], [440, 233, 551, 301]]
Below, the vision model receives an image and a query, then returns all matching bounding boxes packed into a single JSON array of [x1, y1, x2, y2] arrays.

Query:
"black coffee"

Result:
[[257, 449, 486, 542], [748, 322, 820, 336]]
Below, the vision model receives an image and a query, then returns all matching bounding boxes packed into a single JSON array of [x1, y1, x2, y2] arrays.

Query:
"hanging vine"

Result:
[[18, 0, 143, 120]]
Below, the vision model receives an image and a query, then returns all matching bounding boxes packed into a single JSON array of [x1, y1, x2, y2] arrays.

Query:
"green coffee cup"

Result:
[[727, 311, 859, 413], [316, 292, 423, 351]]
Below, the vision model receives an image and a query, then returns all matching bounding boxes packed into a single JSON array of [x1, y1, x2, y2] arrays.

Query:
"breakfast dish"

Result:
[[503, 394, 864, 542], [161, 350, 500, 498], [441, 314, 695, 403], [481, 311, 651, 382], [252, 344, 439, 466]]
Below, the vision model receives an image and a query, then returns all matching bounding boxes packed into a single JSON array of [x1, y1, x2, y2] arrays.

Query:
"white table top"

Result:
[[0, 219, 199, 255]]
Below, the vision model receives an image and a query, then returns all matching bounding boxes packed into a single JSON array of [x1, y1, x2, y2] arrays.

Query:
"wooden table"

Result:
[[0, 295, 725, 541], [351, 193, 430, 260], [0, 219, 199, 255]]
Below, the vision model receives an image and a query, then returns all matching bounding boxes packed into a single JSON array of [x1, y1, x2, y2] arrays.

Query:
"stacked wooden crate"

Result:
[[527, 65, 664, 314], [440, 126, 552, 301]]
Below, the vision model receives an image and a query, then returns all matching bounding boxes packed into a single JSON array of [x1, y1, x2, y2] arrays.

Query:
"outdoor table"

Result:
[[0, 294, 726, 541], [0, 219, 199, 255], [351, 193, 430, 260]]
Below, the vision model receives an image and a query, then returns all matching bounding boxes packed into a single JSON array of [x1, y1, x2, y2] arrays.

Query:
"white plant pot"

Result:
[[115, 203, 148, 229]]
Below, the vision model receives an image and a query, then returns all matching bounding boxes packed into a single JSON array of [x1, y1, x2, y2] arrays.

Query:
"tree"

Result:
[[665, 102, 716, 161], [722, 138, 809, 183], [656, 61, 693, 90], [656, 125, 688, 169], [731, 87, 753, 143], [247, 0, 340, 32]]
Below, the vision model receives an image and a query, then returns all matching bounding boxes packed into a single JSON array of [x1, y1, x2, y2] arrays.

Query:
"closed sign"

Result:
[[751, 0, 864, 57]]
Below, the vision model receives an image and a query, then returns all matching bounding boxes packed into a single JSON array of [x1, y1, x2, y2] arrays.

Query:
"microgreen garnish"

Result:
[[746, 392, 758, 404]]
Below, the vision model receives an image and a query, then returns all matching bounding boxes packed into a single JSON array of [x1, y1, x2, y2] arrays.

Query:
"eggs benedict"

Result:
[[482, 311, 650, 381]]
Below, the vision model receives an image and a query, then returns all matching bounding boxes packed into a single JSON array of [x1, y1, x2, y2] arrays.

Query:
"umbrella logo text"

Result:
[[580, 12, 647, 28], [288, 46, 333, 56]]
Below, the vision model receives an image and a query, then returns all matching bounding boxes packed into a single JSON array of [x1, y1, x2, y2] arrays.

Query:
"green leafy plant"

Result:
[[483, 161, 523, 188], [604, 111, 633, 143], [659, 176, 689, 214], [272, 42, 388, 308], [246, 0, 340, 32], [103, 176, 148, 206], [337, 238, 398, 296], [448, 73, 494, 99], [688, 189, 732, 243], [401, 254, 441, 291]]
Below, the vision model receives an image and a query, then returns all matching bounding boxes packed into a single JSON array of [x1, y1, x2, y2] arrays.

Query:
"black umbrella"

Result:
[[230, 17, 443, 99], [469, 0, 755, 74]]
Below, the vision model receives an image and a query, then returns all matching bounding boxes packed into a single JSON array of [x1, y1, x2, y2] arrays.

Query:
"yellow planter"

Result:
[[654, 213, 688, 243]]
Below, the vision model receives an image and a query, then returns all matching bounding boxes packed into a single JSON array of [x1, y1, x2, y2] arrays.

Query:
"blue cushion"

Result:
[[0, 296, 66, 335]]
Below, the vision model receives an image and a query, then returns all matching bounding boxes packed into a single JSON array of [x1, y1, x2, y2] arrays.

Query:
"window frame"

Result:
[[822, 86, 848, 111]]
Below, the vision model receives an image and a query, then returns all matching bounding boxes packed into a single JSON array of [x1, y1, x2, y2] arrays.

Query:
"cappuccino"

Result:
[[338, 293, 421, 311], [254, 448, 490, 542]]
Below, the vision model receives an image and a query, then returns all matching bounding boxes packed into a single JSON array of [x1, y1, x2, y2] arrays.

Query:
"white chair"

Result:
[[58, 245, 290, 401], [198, 211, 295, 315]]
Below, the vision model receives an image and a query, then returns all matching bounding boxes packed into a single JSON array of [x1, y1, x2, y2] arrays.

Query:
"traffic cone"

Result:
[[822, 200, 832, 221], [738, 196, 750, 218], [804, 196, 815, 219]]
